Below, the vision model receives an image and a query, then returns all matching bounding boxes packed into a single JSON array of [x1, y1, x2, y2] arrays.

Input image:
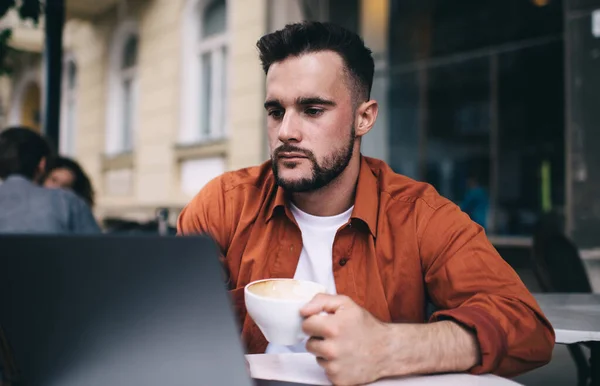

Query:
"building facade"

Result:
[[0, 0, 387, 224], [2, 0, 274, 223]]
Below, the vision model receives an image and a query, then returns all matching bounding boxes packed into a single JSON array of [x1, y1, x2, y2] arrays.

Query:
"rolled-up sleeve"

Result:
[[419, 201, 555, 377]]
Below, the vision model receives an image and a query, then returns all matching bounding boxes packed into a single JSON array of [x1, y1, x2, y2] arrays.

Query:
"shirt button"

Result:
[[339, 258, 348, 267]]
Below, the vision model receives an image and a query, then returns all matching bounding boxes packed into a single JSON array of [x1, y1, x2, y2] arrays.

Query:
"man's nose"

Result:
[[277, 111, 302, 143]]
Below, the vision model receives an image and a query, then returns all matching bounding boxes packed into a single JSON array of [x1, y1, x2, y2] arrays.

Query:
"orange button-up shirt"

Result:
[[177, 156, 554, 377]]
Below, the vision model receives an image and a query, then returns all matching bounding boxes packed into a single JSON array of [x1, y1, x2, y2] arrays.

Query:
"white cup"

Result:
[[244, 278, 326, 346]]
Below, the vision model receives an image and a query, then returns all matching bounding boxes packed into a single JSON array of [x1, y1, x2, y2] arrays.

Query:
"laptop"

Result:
[[0, 235, 308, 386]]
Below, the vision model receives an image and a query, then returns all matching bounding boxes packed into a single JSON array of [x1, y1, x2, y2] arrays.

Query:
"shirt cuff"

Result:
[[429, 306, 508, 374]]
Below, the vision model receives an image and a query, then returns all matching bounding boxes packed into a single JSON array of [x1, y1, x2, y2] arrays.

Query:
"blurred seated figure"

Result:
[[0, 127, 101, 234], [44, 156, 95, 208], [460, 173, 489, 230], [532, 211, 592, 293], [532, 211, 592, 386]]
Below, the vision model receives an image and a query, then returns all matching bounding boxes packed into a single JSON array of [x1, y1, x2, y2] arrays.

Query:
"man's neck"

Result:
[[290, 156, 361, 217]]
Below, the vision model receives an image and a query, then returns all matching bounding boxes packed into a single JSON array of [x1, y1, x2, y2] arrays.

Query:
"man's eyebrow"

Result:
[[264, 97, 337, 109], [296, 97, 336, 106], [264, 99, 283, 109]]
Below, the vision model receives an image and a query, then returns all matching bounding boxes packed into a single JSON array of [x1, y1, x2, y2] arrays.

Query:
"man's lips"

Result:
[[278, 152, 308, 159]]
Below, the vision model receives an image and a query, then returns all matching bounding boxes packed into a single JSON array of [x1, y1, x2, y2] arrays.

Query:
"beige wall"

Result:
[[135, 0, 182, 207], [66, 0, 268, 221], [64, 18, 110, 211], [62, 0, 185, 219], [228, 0, 268, 170], [2, 0, 271, 223]]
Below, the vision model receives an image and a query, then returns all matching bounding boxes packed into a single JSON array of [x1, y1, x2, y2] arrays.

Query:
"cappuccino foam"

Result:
[[248, 279, 319, 300]]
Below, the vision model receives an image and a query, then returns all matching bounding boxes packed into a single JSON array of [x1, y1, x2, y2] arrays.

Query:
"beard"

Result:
[[271, 126, 356, 193]]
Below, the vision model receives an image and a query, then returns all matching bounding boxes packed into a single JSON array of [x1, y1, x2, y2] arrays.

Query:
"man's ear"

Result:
[[355, 100, 379, 138], [39, 157, 47, 173], [34, 157, 47, 183]]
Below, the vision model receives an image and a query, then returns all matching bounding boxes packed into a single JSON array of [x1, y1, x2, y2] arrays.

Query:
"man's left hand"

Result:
[[300, 293, 390, 386]]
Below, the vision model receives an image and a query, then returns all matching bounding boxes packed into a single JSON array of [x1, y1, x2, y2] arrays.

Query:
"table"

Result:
[[488, 235, 533, 248], [247, 353, 521, 385], [535, 293, 600, 386], [253, 376, 520, 386]]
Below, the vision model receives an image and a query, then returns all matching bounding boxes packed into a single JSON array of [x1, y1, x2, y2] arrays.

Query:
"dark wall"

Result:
[[569, 0, 600, 9], [328, 0, 360, 33]]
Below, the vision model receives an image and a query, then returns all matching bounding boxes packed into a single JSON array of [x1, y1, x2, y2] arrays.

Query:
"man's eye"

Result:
[[268, 110, 284, 119], [305, 108, 323, 117]]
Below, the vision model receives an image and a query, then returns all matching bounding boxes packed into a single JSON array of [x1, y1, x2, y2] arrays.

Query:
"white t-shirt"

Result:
[[265, 203, 353, 354]]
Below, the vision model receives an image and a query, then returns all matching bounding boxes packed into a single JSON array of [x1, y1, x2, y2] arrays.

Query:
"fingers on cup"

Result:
[[302, 314, 339, 338], [300, 294, 350, 316], [308, 337, 339, 361]]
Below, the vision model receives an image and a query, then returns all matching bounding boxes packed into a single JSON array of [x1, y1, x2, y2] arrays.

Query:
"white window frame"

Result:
[[119, 56, 137, 151], [179, 0, 230, 145], [7, 67, 41, 127], [105, 20, 139, 156], [59, 53, 77, 156]]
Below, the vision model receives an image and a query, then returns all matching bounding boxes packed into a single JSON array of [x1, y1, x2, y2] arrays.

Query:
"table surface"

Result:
[[253, 374, 521, 386], [251, 295, 600, 385], [248, 353, 521, 386], [534, 293, 600, 344]]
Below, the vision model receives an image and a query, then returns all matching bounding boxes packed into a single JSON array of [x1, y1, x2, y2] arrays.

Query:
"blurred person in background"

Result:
[[0, 127, 101, 234], [44, 156, 95, 208], [460, 172, 489, 230], [178, 22, 553, 385]]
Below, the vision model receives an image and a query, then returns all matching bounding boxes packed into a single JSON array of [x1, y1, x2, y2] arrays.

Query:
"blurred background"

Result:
[[1, 0, 600, 383], [1, 0, 600, 273], [1, 0, 599, 268]]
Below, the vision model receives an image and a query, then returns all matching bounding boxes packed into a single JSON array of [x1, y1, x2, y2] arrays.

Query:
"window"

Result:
[[8, 68, 42, 133], [120, 36, 138, 151], [386, 0, 565, 235], [60, 58, 77, 155], [180, 0, 228, 144], [105, 21, 139, 155]]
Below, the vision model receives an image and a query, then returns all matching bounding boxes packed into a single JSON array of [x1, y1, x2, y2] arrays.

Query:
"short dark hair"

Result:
[[0, 127, 52, 180], [257, 21, 374, 104], [46, 156, 96, 207]]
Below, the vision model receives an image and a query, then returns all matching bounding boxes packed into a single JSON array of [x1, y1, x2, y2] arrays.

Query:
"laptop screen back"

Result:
[[0, 235, 253, 386]]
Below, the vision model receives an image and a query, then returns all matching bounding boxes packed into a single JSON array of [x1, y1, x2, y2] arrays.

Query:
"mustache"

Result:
[[273, 145, 314, 159]]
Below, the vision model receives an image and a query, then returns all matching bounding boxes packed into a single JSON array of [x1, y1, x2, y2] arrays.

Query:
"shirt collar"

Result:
[[265, 155, 378, 237], [352, 156, 379, 237], [3, 174, 34, 184]]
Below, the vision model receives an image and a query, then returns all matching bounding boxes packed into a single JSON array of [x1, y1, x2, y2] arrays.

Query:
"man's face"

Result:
[[265, 51, 357, 192]]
